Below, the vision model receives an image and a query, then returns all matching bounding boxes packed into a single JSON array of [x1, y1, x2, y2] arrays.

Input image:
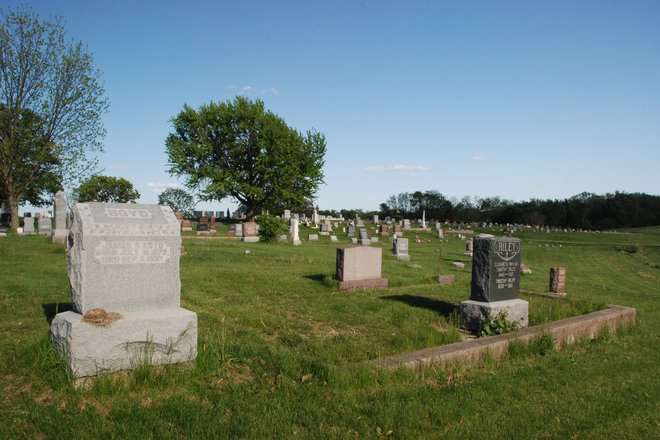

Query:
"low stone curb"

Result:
[[369, 305, 636, 371]]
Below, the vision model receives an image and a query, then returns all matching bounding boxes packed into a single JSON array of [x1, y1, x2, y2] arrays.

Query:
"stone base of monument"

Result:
[[459, 299, 529, 333], [370, 237, 379, 243], [242, 236, 260, 242], [338, 278, 388, 292], [395, 254, 410, 261], [358, 239, 371, 246], [52, 231, 68, 245], [51, 308, 198, 378], [292, 239, 301, 246]]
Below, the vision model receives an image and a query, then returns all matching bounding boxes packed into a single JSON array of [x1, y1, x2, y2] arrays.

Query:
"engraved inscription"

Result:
[[494, 241, 520, 261], [94, 240, 170, 264], [104, 208, 153, 219], [493, 261, 518, 289]]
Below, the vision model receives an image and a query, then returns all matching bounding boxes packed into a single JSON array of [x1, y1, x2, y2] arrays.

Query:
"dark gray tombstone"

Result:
[[470, 236, 521, 302], [459, 235, 528, 332]]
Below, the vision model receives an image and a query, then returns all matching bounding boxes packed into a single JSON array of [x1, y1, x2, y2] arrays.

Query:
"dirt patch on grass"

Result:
[[213, 364, 254, 388], [82, 308, 122, 327], [637, 271, 654, 278], [2, 374, 33, 404]]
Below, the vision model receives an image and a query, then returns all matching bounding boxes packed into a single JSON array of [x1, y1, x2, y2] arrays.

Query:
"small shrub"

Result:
[[257, 214, 289, 243], [480, 311, 520, 337]]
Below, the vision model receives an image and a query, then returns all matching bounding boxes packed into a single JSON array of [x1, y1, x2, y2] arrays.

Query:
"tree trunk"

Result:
[[8, 193, 20, 231]]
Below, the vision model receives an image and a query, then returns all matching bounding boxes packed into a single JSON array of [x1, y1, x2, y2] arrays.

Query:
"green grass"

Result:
[[0, 226, 658, 439]]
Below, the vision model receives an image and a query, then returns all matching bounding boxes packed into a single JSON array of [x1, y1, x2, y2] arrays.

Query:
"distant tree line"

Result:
[[378, 191, 660, 230]]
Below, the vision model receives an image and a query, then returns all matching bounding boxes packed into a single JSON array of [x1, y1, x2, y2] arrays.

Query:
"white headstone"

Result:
[[291, 218, 301, 245], [23, 217, 35, 234]]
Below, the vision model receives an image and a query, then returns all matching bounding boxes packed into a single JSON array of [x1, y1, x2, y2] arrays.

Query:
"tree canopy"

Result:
[[165, 96, 326, 220], [380, 190, 660, 229], [158, 187, 196, 217], [75, 175, 140, 203], [0, 6, 108, 229]]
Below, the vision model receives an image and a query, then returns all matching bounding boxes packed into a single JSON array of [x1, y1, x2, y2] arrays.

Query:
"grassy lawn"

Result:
[[0, 225, 658, 439]]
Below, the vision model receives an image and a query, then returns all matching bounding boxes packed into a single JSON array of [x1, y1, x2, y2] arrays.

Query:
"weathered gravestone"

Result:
[[38, 216, 52, 236], [358, 228, 371, 246], [380, 224, 389, 236], [196, 216, 209, 234], [242, 221, 259, 242], [23, 216, 35, 234], [181, 220, 193, 232], [393, 224, 402, 237], [335, 247, 388, 291], [465, 239, 473, 256], [53, 190, 68, 244], [50, 203, 198, 378], [229, 223, 243, 237], [459, 235, 528, 332], [308, 233, 319, 241], [290, 218, 301, 245], [549, 267, 567, 295], [393, 237, 410, 261]]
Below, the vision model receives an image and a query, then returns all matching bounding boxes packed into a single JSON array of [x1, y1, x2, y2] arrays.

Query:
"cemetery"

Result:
[[1, 3, 658, 437], [0, 216, 657, 438]]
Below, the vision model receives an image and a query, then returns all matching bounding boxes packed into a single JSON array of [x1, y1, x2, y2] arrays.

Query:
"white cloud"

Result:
[[471, 156, 487, 161], [362, 165, 386, 173], [147, 182, 180, 193], [270, 87, 280, 95], [240, 84, 252, 92], [361, 164, 430, 174]]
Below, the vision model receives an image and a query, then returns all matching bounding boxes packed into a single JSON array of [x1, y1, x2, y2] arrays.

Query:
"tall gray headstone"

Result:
[[470, 236, 521, 302], [50, 202, 198, 378], [52, 190, 68, 244]]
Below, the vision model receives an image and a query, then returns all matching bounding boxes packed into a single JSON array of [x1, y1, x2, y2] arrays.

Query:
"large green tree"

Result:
[[74, 175, 139, 203], [165, 96, 326, 220], [158, 187, 195, 217], [0, 7, 108, 229]]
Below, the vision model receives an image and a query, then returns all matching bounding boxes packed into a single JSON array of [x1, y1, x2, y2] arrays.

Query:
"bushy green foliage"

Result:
[[165, 96, 326, 220], [480, 311, 520, 337], [257, 213, 289, 243], [75, 175, 140, 203], [158, 187, 195, 217]]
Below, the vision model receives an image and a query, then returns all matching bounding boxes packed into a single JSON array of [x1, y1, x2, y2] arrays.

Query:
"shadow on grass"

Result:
[[42, 302, 74, 325], [381, 294, 458, 318], [303, 274, 336, 288]]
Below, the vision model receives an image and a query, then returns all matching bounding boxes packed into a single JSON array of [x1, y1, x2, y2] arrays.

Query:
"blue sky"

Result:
[[8, 0, 660, 212]]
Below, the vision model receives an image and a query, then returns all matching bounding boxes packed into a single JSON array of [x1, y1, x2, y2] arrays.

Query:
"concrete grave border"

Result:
[[369, 305, 635, 371]]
